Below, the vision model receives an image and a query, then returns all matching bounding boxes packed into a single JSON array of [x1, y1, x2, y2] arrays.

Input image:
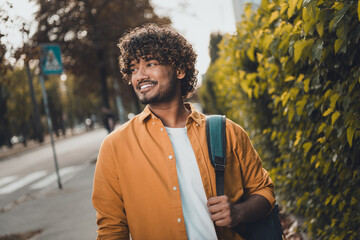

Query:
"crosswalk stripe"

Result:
[[0, 176, 18, 188], [0, 171, 47, 194], [30, 166, 82, 189]]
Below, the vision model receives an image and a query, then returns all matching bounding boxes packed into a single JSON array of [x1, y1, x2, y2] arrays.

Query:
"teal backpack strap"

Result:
[[206, 115, 226, 196]]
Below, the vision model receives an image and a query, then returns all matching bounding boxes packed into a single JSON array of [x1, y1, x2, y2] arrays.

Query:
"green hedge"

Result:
[[201, 0, 360, 239]]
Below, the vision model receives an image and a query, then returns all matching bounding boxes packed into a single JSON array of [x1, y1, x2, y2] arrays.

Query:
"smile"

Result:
[[138, 81, 157, 93]]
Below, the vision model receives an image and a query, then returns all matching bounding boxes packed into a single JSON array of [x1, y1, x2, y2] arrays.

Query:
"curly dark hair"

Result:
[[117, 24, 198, 98]]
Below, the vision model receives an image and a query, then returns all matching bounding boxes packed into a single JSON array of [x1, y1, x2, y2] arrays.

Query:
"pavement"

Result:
[[0, 160, 98, 240], [0, 129, 102, 240]]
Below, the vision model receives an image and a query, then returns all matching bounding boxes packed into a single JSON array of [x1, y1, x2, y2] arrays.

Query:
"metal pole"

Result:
[[39, 74, 62, 189], [25, 61, 44, 143]]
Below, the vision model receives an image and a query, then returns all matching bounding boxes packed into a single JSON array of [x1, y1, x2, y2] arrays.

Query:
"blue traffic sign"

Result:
[[40, 44, 63, 75]]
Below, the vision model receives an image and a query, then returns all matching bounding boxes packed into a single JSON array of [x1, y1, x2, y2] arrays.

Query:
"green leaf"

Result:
[[285, 76, 295, 82], [358, 0, 360, 22], [294, 39, 314, 63], [325, 195, 333, 205], [296, 98, 307, 115], [336, 23, 348, 40], [303, 78, 310, 92], [303, 142, 312, 155], [331, 111, 340, 126], [316, 11, 326, 37], [268, 11, 280, 25], [246, 47, 255, 61], [323, 108, 333, 116], [339, 201, 346, 211], [330, 93, 339, 109], [288, 0, 298, 18], [329, 6, 350, 32], [334, 39, 344, 54], [347, 125, 355, 147], [318, 123, 326, 134], [294, 130, 302, 146], [312, 40, 323, 61]]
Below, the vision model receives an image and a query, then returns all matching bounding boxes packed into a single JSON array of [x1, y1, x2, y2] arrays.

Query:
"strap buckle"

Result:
[[214, 163, 225, 172]]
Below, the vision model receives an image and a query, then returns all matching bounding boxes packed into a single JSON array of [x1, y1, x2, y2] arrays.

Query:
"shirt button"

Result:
[[177, 218, 182, 223], [168, 155, 173, 160], [160, 128, 164, 132], [152, 116, 155, 119], [196, 123, 199, 126], [152, 122, 155, 125], [173, 186, 177, 191]]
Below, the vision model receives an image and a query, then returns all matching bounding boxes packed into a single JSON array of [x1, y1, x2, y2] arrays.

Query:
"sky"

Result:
[[2, 0, 237, 74]]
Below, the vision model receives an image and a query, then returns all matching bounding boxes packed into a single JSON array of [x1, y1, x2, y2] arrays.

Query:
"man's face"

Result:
[[130, 58, 184, 105]]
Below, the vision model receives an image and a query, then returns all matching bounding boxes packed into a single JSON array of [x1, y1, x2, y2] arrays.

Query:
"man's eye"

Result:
[[130, 68, 137, 72], [147, 61, 158, 66]]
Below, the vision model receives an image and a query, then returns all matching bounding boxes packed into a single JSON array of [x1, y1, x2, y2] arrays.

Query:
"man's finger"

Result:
[[214, 218, 232, 227], [208, 201, 230, 214], [207, 195, 228, 206], [210, 210, 228, 222]]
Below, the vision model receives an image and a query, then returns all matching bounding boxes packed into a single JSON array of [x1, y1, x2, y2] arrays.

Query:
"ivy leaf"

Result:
[[318, 123, 326, 134], [303, 142, 312, 156], [312, 40, 323, 61], [347, 125, 355, 147], [303, 78, 310, 92], [325, 195, 333, 205], [296, 97, 307, 115], [288, 0, 298, 18], [268, 11, 280, 25], [358, 0, 360, 22], [329, 5, 350, 32], [294, 130, 302, 146], [335, 39, 344, 54], [294, 39, 314, 63], [323, 108, 333, 116], [330, 93, 340, 109], [285, 76, 295, 82], [331, 111, 340, 126]]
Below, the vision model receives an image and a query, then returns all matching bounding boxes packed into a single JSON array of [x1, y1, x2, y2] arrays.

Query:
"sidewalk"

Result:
[[0, 162, 98, 240], [0, 126, 100, 161]]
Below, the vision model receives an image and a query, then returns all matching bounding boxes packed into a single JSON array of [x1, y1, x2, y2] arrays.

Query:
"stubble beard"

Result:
[[137, 79, 179, 105]]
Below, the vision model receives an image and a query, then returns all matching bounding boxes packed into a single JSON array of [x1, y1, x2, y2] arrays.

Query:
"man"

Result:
[[92, 24, 275, 240]]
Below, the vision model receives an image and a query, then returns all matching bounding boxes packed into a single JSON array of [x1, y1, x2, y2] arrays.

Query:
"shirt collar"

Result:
[[138, 102, 203, 126]]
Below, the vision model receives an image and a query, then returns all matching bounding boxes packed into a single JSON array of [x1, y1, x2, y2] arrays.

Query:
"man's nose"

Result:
[[135, 65, 149, 82]]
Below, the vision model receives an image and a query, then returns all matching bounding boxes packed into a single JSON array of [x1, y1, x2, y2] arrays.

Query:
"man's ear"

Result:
[[176, 68, 186, 80]]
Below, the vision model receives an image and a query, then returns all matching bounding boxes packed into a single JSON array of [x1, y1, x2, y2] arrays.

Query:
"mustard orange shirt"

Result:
[[92, 103, 275, 240]]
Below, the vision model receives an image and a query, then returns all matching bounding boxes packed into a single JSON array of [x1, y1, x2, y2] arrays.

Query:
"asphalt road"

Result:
[[0, 128, 108, 239]]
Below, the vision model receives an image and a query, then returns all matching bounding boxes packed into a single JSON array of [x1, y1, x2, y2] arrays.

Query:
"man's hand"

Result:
[[207, 195, 240, 227], [207, 194, 272, 228]]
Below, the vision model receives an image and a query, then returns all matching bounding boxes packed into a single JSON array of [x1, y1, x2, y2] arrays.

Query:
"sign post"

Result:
[[39, 44, 63, 189]]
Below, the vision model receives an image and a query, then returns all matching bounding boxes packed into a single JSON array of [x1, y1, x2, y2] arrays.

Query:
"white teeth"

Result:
[[140, 84, 153, 90]]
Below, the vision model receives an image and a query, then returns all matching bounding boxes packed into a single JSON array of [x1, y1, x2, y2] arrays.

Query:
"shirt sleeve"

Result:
[[92, 137, 130, 240], [235, 126, 276, 208]]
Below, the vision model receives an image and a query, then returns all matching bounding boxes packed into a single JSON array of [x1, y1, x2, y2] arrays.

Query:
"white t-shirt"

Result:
[[165, 127, 218, 240]]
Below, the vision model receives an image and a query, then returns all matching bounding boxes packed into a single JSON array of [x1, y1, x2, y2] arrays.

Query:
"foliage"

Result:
[[200, 33, 226, 114], [31, 0, 170, 109], [201, 0, 360, 238]]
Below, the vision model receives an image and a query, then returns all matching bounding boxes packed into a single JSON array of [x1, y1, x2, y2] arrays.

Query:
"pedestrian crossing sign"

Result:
[[40, 44, 63, 75]]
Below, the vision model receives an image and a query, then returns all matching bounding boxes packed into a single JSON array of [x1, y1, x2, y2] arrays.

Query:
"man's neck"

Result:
[[148, 99, 191, 128]]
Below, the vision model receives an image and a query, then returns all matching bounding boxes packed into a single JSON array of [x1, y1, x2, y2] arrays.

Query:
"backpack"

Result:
[[206, 115, 284, 240]]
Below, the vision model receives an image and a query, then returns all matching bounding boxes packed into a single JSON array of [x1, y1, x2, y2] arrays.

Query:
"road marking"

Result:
[[0, 176, 18, 188], [0, 171, 47, 194], [30, 166, 82, 189]]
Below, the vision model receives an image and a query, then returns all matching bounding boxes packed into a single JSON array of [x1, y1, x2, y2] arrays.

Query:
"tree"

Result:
[[0, 0, 14, 147], [31, 0, 170, 112]]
